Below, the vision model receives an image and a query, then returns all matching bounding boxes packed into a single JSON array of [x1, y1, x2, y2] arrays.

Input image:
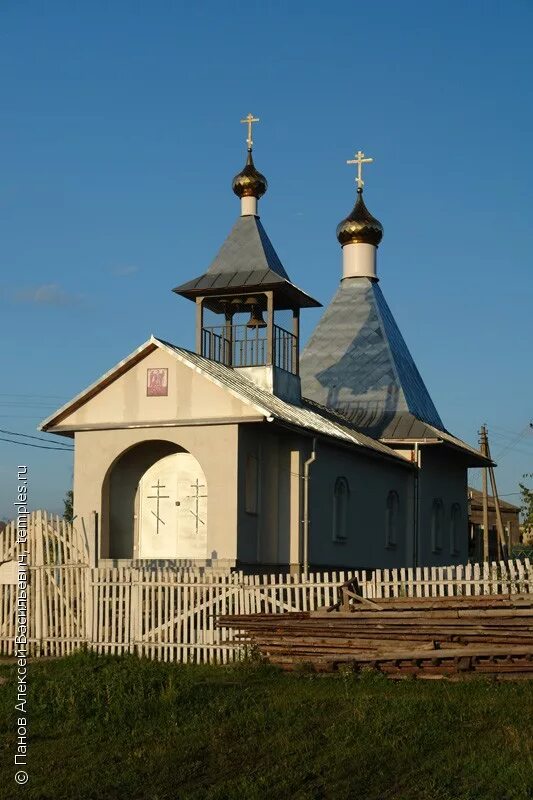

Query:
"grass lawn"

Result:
[[0, 652, 532, 800]]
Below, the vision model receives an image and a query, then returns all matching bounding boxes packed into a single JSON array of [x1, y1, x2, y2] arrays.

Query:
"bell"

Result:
[[246, 305, 267, 329]]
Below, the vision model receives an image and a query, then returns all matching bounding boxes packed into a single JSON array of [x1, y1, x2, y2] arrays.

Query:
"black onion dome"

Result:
[[336, 188, 383, 247], [232, 151, 268, 199]]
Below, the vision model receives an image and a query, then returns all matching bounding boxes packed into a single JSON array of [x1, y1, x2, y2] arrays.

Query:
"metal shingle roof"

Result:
[[299, 278, 488, 465], [155, 339, 407, 462], [173, 215, 290, 293], [172, 215, 321, 308], [300, 278, 443, 438], [204, 215, 289, 279], [41, 332, 404, 463]]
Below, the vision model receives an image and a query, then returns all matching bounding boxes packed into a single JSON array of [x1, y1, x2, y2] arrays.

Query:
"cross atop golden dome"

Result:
[[241, 113, 260, 152], [232, 113, 268, 201], [347, 150, 374, 190], [336, 149, 383, 247]]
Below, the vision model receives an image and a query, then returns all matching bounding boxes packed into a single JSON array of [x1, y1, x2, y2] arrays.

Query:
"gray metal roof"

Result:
[[209, 216, 290, 278], [40, 334, 407, 464], [300, 278, 444, 438], [299, 277, 488, 465], [173, 214, 321, 308], [174, 215, 290, 292], [380, 415, 491, 465], [157, 339, 405, 462], [300, 277, 444, 438]]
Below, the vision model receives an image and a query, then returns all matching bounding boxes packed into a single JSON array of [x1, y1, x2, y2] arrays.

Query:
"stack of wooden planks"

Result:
[[219, 592, 533, 679]]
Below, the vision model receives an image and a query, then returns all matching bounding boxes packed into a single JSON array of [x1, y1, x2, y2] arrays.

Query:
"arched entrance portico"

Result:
[[102, 441, 207, 561]]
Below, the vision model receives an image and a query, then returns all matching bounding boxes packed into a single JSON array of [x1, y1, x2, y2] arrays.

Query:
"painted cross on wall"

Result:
[[182, 479, 207, 534], [146, 480, 169, 535]]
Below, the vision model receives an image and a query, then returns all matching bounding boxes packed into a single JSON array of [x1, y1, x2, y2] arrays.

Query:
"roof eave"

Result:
[[39, 338, 159, 432], [172, 280, 322, 309], [269, 419, 414, 468], [380, 435, 493, 467]]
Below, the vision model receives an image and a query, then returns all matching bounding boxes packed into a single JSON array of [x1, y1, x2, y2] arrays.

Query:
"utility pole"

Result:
[[485, 433, 509, 560], [479, 424, 508, 562], [479, 425, 490, 562]]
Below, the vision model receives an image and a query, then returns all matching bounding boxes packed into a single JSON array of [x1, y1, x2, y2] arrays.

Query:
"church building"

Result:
[[40, 116, 488, 571]]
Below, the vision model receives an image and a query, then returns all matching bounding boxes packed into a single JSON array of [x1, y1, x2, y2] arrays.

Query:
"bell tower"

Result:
[[173, 114, 321, 402]]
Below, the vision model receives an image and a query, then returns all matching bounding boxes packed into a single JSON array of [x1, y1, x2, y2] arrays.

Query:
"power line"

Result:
[[0, 428, 73, 448], [491, 423, 528, 437], [489, 441, 533, 458], [493, 423, 533, 461], [0, 415, 57, 420], [0, 393, 67, 399], [490, 430, 520, 440], [490, 429, 533, 446], [488, 436, 533, 460], [500, 448, 533, 460], [0, 436, 73, 452]]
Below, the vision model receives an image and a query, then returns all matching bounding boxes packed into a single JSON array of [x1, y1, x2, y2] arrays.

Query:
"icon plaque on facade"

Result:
[[146, 368, 168, 396]]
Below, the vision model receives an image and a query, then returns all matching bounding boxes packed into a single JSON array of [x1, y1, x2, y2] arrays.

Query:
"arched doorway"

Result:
[[103, 441, 207, 561], [138, 451, 207, 559]]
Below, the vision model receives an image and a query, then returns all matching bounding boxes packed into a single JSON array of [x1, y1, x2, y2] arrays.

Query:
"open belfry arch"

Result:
[[41, 117, 488, 571]]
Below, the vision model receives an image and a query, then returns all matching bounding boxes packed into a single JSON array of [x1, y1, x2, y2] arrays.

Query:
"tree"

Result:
[[519, 474, 533, 542], [63, 489, 74, 523]]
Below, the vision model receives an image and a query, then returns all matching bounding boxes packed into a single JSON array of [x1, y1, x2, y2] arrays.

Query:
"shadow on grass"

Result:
[[0, 651, 532, 800]]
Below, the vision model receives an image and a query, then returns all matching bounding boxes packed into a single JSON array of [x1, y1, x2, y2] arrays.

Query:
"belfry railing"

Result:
[[201, 323, 297, 374]]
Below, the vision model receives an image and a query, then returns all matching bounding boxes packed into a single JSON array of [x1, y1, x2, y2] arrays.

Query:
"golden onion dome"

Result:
[[232, 151, 268, 199], [336, 188, 383, 247]]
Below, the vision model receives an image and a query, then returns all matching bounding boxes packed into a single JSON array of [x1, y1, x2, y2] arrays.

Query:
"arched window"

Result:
[[385, 491, 400, 548], [431, 498, 444, 553], [450, 503, 461, 555], [332, 477, 350, 542]]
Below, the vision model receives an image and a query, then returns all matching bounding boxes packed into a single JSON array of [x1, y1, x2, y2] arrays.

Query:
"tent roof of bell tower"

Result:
[[173, 214, 320, 310]]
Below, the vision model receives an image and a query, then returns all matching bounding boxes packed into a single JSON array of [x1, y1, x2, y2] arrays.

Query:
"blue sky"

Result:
[[1, 1, 532, 519]]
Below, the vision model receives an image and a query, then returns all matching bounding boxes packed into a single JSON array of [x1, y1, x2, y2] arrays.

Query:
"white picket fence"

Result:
[[1, 512, 532, 662]]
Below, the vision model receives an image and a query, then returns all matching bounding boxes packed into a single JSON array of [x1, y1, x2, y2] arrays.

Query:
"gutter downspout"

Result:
[[303, 437, 317, 575], [413, 443, 420, 567]]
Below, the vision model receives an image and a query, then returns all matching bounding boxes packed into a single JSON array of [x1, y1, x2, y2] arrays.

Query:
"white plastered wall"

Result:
[[55, 348, 257, 430], [74, 424, 239, 566], [63, 347, 259, 565]]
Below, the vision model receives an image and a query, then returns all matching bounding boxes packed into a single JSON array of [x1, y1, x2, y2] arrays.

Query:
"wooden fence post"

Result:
[[131, 566, 141, 657], [89, 511, 98, 568], [84, 566, 93, 650]]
